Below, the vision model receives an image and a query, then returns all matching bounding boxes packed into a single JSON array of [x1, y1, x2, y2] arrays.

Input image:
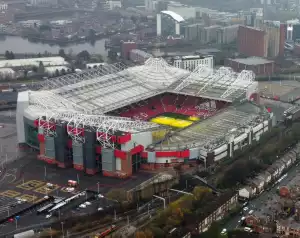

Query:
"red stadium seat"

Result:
[[116, 94, 225, 121]]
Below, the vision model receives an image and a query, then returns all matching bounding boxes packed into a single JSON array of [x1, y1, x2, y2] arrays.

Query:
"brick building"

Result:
[[237, 26, 267, 57], [225, 57, 275, 75]]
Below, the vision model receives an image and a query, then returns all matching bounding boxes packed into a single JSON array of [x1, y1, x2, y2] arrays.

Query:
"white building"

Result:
[[0, 68, 15, 80], [18, 20, 41, 28], [0, 3, 8, 11], [172, 55, 214, 71], [108, 0, 121, 10], [0, 57, 68, 68], [29, 0, 57, 6]]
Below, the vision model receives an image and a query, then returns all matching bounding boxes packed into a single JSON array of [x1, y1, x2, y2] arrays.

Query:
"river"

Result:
[[0, 36, 108, 55]]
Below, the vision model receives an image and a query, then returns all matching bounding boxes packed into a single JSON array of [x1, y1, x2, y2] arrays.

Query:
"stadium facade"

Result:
[[16, 58, 274, 178]]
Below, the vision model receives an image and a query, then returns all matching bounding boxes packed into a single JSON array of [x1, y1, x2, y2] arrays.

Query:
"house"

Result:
[[239, 186, 252, 199], [250, 177, 264, 192], [281, 154, 292, 168], [267, 164, 279, 179], [257, 171, 272, 185], [274, 160, 285, 175], [277, 219, 300, 237], [198, 192, 238, 232]]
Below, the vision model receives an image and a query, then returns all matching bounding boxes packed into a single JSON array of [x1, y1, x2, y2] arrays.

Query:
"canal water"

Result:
[[0, 36, 108, 55]]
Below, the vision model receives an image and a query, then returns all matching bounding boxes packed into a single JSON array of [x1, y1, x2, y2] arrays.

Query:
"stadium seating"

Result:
[[118, 93, 227, 121]]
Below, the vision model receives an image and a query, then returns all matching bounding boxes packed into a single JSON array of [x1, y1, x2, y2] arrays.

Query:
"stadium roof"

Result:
[[152, 102, 268, 151], [26, 58, 258, 142], [161, 10, 185, 22]]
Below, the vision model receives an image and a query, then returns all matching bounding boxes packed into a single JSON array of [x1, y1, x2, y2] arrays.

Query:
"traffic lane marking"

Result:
[[0, 190, 21, 198], [34, 184, 60, 195], [16, 180, 45, 190], [18, 194, 38, 203]]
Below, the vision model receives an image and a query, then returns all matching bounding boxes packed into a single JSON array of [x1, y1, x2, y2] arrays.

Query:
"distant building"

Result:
[[184, 23, 204, 41], [18, 20, 41, 28], [200, 25, 220, 44], [225, 57, 275, 75], [0, 68, 15, 80], [29, 0, 57, 6], [172, 55, 213, 71], [129, 49, 152, 64], [121, 42, 137, 60], [167, 2, 197, 19], [108, 0, 121, 10], [0, 57, 68, 68], [216, 25, 239, 44], [237, 25, 267, 57], [157, 10, 184, 36]]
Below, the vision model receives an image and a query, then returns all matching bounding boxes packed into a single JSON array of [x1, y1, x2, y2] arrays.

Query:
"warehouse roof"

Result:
[[0, 57, 68, 68], [230, 57, 274, 65]]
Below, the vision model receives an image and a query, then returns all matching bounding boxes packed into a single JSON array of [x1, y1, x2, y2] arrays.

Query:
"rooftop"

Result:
[[161, 10, 185, 22], [152, 102, 267, 151], [230, 57, 274, 65], [25, 58, 259, 141]]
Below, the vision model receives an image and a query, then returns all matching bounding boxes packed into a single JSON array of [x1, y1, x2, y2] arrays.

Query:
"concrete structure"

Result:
[[184, 23, 204, 41], [16, 58, 270, 178], [18, 20, 41, 28], [108, 0, 121, 10], [121, 42, 137, 60], [237, 26, 267, 57], [29, 0, 57, 6], [129, 49, 152, 64], [216, 25, 239, 44], [263, 22, 281, 58], [225, 57, 275, 75], [200, 25, 220, 44], [0, 57, 68, 68], [172, 55, 214, 71], [167, 2, 197, 19], [157, 10, 184, 36]]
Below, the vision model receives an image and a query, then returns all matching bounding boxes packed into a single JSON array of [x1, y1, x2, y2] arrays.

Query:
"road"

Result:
[[224, 163, 300, 230]]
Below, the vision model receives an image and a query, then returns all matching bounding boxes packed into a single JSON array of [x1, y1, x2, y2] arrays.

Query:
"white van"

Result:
[[248, 210, 254, 215]]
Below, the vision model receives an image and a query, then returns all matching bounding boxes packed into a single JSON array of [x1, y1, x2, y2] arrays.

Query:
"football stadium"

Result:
[[16, 58, 274, 178]]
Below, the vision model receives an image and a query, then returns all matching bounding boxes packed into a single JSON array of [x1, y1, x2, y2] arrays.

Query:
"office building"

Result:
[[172, 55, 214, 71], [216, 25, 239, 44]]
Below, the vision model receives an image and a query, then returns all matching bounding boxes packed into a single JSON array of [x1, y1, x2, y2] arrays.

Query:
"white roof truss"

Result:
[[220, 70, 255, 99]]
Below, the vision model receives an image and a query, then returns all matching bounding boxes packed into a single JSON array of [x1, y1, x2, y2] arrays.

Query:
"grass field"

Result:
[[150, 113, 200, 128]]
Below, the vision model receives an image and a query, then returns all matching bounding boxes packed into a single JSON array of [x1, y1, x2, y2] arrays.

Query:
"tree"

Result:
[[10, 51, 15, 59], [59, 49, 66, 58], [32, 66, 38, 73], [135, 229, 154, 238], [55, 69, 60, 77], [61, 68, 66, 75], [38, 61, 45, 74], [77, 50, 91, 61], [106, 188, 127, 202], [38, 53, 41, 58], [5, 50, 10, 59]]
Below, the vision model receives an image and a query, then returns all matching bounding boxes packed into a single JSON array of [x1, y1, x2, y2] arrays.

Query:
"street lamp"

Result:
[[61, 222, 64, 238]]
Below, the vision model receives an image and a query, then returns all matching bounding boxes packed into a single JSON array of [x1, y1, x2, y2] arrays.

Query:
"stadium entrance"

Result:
[[132, 153, 142, 173]]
